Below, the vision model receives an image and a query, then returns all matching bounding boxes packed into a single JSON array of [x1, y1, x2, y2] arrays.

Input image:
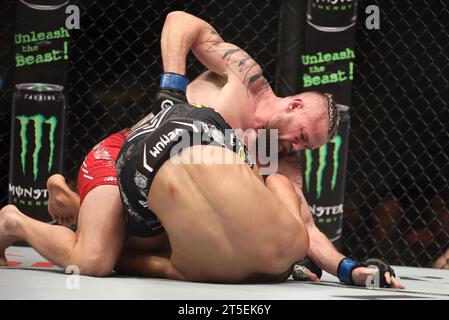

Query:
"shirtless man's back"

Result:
[[116, 104, 309, 283], [150, 146, 308, 282]]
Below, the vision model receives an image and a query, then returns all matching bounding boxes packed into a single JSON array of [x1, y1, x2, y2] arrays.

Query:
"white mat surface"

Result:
[[1, 246, 448, 300]]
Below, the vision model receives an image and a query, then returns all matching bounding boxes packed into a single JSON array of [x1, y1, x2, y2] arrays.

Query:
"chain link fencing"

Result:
[[0, 0, 447, 267], [343, 0, 449, 267]]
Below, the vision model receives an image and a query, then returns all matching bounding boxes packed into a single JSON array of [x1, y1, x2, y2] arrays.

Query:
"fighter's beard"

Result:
[[264, 116, 294, 155]]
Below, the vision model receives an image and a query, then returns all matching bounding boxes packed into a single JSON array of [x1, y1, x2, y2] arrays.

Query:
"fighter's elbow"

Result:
[[164, 11, 206, 40], [165, 10, 187, 22], [165, 11, 199, 26]]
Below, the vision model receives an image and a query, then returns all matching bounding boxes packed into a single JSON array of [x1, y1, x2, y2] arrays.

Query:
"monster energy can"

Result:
[[9, 83, 66, 222], [307, 0, 358, 32], [300, 105, 350, 249]]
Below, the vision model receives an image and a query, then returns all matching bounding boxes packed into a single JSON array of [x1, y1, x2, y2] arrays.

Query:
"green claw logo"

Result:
[[304, 135, 342, 198], [16, 114, 57, 181]]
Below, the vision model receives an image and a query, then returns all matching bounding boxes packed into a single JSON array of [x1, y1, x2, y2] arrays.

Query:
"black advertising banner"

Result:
[[299, 0, 358, 248], [14, 0, 70, 85], [9, 84, 67, 221], [301, 0, 357, 105], [301, 105, 350, 243], [10, 1, 71, 222]]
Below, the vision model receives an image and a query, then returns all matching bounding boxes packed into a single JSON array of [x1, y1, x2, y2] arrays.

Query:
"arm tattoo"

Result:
[[202, 28, 270, 95], [223, 48, 241, 57]]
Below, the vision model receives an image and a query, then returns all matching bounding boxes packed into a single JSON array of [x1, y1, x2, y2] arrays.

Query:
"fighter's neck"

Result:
[[247, 90, 279, 130], [213, 88, 278, 131]]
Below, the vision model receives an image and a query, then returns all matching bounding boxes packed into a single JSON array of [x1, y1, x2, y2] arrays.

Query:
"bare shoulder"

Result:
[[277, 152, 304, 192], [278, 152, 303, 175], [199, 70, 228, 87]]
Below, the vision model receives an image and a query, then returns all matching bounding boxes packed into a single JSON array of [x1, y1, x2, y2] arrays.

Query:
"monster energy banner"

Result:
[[299, 0, 358, 248], [9, 84, 66, 222], [301, 0, 357, 104], [14, 0, 71, 85], [300, 105, 350, 244]]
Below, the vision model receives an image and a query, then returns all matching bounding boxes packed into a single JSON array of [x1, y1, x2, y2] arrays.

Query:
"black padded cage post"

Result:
[[275, 0, 307, 97]]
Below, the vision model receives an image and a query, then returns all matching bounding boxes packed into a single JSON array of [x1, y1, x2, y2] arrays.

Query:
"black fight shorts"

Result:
[[116, 116, 253, 237]]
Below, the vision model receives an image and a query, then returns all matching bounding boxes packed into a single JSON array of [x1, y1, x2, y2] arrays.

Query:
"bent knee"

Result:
[[71, 256, 115, 277], [78, 263, 113, 278]]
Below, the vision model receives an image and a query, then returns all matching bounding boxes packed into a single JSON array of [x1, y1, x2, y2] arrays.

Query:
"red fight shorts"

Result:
[[77, 129, 130, 204]]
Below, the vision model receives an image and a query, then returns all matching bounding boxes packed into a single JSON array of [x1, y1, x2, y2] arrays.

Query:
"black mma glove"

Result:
[[292, 257, 323, 281], [152, 72, 188, 115], [337, 257, 396, 288]]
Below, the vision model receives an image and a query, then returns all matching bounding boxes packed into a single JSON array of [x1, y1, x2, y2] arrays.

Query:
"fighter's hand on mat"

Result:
[[292, 264, 320, 282], [292, 258, 322, 282], [351, 266, 405, 289], [338, 257, 405, 289]]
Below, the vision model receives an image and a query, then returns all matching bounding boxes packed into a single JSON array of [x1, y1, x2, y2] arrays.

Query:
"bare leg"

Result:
[[0, 204, 77, 267], [0, 205, 20, 266], [0, 185, 125, 276], [47, 174, 80, 226], [126, 234, 170, 252], [115, 249, 185, 280]]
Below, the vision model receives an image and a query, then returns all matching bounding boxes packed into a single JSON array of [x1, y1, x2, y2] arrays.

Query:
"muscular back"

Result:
[[146, 145, 308, 283]]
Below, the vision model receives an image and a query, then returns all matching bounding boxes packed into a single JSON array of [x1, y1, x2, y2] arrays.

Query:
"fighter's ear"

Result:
[[287, 98, 304, 113]]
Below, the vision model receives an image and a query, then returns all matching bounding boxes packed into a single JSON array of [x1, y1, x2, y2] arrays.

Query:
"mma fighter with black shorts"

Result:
[[0, 11, 403, 288]]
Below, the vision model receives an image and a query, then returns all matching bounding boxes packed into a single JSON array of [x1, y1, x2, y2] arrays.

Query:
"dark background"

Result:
[[0, 0, 448, 267]]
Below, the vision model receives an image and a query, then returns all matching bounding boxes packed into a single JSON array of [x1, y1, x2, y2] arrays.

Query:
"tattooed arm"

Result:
[[161, 11, 270, 96]]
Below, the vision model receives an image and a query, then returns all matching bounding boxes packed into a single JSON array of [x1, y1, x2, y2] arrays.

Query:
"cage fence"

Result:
[[0, 0, 447, 267]]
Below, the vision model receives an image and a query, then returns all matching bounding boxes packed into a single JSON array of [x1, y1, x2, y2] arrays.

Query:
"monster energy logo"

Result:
[[304, 135, 342, 199], [16, 114, 57, 181]]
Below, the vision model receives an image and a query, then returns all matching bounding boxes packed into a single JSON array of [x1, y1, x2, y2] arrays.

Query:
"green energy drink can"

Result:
[[300, 105, 350, 249], [307, 0, 358, 32], [9, 83, 66, 221]]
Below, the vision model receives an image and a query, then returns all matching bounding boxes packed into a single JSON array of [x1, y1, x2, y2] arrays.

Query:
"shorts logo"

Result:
[[141, 121, 200, 173], [149, 128, 186, 158], [16, 114, 57, 181], [160, 99, 174, 110]]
